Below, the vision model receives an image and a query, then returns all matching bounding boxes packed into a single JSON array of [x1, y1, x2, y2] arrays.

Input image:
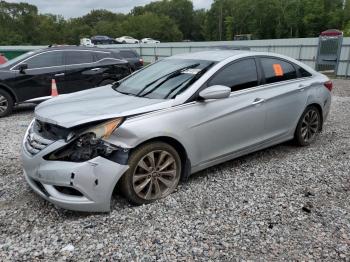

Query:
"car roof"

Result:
[[167, 50, 316, 74], [34, 46, 117, 53], [167, 50, 300, 63], [168, 50, 251, 61], [18, 46, 138, 59]]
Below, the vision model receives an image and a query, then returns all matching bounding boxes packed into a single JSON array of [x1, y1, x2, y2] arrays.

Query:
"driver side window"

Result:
[[208, 58, 259, 92], [17, 51, 63, 69]]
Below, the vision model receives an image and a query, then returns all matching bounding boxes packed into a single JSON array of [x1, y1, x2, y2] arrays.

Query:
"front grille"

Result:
[[25, 121, 55, 155]]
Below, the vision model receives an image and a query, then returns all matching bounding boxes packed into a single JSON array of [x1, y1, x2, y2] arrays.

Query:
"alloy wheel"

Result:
[[132, 150, 178, 200], [300, 109, 319, 143], [0, 95, 8, 114]]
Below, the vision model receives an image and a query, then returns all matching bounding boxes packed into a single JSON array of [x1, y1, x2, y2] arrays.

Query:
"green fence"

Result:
[[0, 50, 28, 59], [1, 38, 349, 77]]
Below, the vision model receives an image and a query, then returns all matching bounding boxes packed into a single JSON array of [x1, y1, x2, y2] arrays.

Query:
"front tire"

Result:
[[120, 142, 182, 205], [0, 89, 14, 117], [294, 106, 321, 146]]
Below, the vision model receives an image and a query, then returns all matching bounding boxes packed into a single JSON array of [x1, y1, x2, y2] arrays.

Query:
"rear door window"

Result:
[[25, 51, 63, 69], [296, 65, 312, 78], [94, 52, 112, 61], [65, 51, 94, 65], [119, 50, 137, 58], [260, 57, 297, 84], [208, 58, 259, 92]]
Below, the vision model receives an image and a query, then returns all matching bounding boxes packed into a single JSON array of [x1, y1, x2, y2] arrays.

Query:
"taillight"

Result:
[[324, 80, 333, 92], [139, 58, 144, 66]]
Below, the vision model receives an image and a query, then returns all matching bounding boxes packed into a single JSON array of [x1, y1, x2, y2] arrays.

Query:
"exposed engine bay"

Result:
[[30, 119, 130, 164]]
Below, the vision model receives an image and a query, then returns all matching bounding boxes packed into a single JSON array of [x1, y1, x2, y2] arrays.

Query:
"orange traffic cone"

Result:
[[51, 79, 59, 97]]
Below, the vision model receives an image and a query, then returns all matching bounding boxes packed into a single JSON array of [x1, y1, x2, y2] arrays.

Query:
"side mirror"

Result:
[[18, 63, 28, 74], [199, 85, 231, 100]]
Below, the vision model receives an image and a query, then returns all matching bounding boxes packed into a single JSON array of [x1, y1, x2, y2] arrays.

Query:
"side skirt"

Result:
[[190, 134, 293, 174]]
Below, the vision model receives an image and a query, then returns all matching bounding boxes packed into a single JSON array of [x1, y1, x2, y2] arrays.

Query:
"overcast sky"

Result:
[[5, 0, 213, 18]]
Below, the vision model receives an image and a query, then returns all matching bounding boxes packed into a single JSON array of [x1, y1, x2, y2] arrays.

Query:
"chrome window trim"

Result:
[[120, 71, 314, 121], [227, 76, 314, 98], [10, 50, 63, 71], [10, 50, 115, 71], [64, 58, 125, 68], [204, 55, 314, 97], [174, 52, 318, 106]]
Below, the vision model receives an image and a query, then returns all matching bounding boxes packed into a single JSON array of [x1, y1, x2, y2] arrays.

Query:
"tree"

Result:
[[344, 21, 350, 36], [36, 14, 66, 45], [130, 0, 194, 39], [191, 9, 207, 41], [204, 0, 347, 40], [0, 0, 349, 45], [342, 0, 350, 29], [224, 16, 234, 40], [119, 12, 182, 41], [0, 1, 40, 44]]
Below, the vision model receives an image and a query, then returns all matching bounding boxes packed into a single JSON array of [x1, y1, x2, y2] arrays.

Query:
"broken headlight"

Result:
[[45, 118, 123, 162]]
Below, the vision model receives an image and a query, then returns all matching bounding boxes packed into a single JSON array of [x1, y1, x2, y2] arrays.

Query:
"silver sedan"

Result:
[[21, 50, 332, 212]]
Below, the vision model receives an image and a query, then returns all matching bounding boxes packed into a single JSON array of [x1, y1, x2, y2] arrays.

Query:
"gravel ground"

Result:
[[0, 80, 349, 261]]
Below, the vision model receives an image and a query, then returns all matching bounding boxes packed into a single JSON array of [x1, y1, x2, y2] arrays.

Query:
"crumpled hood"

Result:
[[35, 85, 170, 128]]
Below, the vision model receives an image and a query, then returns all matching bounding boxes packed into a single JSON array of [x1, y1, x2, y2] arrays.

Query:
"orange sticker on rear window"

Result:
[[273, 64, 284, 76]]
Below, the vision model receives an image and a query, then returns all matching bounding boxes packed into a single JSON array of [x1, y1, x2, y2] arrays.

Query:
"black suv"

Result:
[[91, 35, 119, 45], [0, 46, 134, 117], [115, 49, 144, 71]]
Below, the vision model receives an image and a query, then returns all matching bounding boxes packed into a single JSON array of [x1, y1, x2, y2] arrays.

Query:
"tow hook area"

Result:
[[69, 172, 96, 188], [70, 173, 75, 186]]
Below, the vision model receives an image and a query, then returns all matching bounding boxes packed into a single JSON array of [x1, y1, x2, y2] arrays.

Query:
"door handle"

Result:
[[54, 73, 65, 77], [91, 68, 101, 71], [252, 98, 265, 105], [298, 84, 307, 92]]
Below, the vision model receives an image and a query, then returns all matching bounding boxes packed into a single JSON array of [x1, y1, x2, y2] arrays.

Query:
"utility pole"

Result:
[[219, 3, 223, 40]]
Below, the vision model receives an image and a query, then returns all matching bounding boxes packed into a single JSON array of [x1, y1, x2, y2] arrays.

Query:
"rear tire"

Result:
[[294, 106, 321, 146], [0, 89, 14, 117], [120, 142, 182, 205]]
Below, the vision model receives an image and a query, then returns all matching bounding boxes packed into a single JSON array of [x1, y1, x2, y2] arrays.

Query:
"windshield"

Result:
[[115, 59, 215, 99], [0, 51, 36, 68]]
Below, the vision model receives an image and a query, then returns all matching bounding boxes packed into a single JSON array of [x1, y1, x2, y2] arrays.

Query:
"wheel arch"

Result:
[[306, 102, 324, 130], [294, 102, 324, 137], [0, 83, 17, 103], [130, 136, 191, 181]]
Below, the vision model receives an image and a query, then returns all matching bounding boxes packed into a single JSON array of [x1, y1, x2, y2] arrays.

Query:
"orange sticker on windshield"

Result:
[[273, 64, 284, 76]]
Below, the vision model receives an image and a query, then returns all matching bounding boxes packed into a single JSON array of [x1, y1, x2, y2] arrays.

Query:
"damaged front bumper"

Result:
[[21, 122, 129, 212]]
